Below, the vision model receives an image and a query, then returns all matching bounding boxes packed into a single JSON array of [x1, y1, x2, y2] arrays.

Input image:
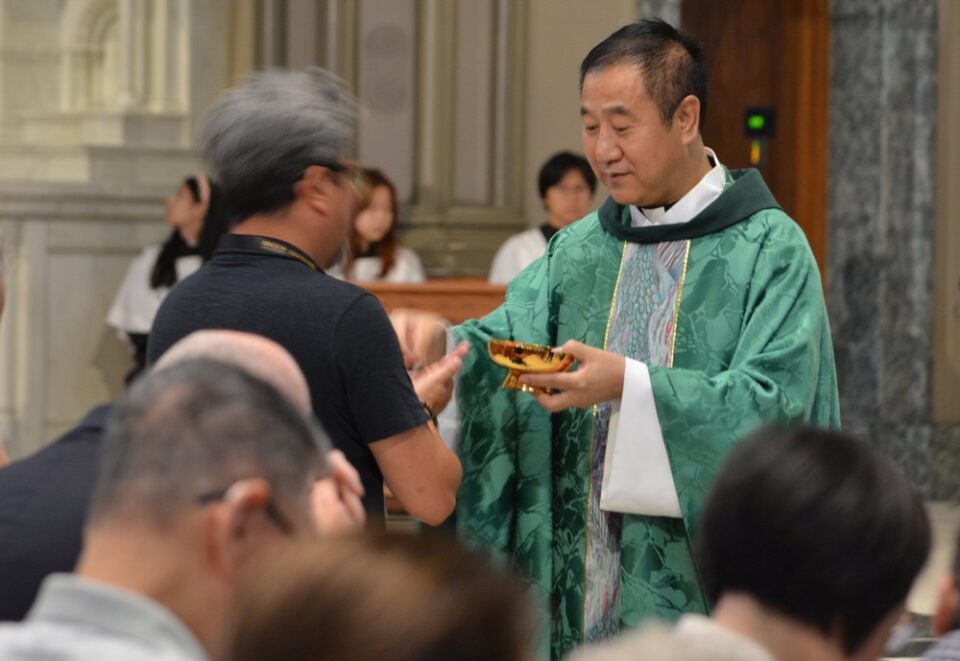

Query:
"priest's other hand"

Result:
[[411, 341, 469, 414], [390, 308, 448, 369], [311, 450, 366, 535], [520, 340, 625, 412]]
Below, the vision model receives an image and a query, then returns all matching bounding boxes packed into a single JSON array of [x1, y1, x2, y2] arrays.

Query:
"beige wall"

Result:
[[0, 0, 641, 455], [521, 0, 636, 225], [0, 0, 233, 456], [934, 0, 960, 423]]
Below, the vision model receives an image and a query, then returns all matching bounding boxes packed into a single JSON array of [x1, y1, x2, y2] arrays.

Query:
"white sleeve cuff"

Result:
[[600, 358, 681, 518], [436, 328, 461, 452]]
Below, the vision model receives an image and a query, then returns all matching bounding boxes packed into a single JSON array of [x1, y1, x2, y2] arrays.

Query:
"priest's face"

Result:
[[581, 63, 691, 208]]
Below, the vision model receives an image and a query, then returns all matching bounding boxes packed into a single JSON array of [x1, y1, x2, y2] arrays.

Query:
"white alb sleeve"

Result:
[[434, 328, 461, 452], [600, 358, 681, 517]]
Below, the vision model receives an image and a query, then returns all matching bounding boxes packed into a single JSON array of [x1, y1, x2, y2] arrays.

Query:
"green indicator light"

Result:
[[747, 115, 765, 131]]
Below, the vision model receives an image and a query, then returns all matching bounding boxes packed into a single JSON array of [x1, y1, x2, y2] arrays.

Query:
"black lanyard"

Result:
[[220, 234, 319, 271]]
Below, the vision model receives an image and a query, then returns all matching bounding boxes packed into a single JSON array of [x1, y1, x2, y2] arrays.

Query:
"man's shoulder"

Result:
[[557, 211, 602, 240], [545, 212, 605, 258], [924, 629, 960, 660], [695, 206, 814, 265], [0, 621, 195, 661], [173, 255, 373, 307], [736, 206, 808, 244], [0, 407, 106, 489], [569, 616, 773, 661]]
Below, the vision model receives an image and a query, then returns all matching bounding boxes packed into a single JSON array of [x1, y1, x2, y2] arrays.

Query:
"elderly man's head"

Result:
[[88, 358, 326, 532], [79, 356, 329, 652]]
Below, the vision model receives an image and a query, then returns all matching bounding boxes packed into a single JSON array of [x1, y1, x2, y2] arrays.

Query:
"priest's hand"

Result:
[[390, 308, 448, 369], [520, 340, 625, 412], [411, 341, 469, 414]]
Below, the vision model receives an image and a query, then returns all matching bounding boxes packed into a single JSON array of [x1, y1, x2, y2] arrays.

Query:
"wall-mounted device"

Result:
[[744, 107, 776, 167]]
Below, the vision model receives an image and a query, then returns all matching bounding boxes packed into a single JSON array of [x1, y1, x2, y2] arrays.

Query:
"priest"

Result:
[[395, 19, 839, 660]]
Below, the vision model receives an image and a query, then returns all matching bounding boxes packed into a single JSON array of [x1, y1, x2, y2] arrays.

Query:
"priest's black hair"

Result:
[[695, 425, 930, 656], [580, 18, 707, 132]]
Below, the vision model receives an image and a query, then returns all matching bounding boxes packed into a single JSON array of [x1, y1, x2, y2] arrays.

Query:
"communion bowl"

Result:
[[487, 339, 574, 393]]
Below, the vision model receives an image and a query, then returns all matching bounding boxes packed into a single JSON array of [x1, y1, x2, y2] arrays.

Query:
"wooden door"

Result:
[[682, 0, 829, 278]]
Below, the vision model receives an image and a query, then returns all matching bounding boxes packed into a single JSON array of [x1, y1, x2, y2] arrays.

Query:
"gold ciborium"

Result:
[[487, 339, 574, 394]]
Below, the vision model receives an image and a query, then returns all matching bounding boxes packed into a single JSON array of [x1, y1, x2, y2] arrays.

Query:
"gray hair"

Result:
[[89, 358, 329, 528], [200, 68, 358, 221]]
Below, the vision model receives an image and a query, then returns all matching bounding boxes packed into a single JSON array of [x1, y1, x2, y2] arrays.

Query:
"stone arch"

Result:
[[60, 0, 121, 111]]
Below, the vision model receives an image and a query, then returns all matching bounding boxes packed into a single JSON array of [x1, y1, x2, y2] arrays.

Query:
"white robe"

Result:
[[339, 246, 426, 283], [106, 245, 201, 335], [488, 227, 548, 284]]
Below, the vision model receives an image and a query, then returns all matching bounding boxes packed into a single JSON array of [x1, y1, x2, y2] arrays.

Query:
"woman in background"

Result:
[[107, 173, 228, 382], [489, 151, 596, 284], [340, 168, 426, 283]]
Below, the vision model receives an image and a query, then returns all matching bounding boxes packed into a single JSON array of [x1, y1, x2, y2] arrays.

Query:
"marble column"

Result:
[[828, 0, 954, 496]]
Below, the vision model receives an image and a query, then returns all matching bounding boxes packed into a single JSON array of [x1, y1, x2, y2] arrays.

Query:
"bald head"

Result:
[[154, 330, 311, 415]]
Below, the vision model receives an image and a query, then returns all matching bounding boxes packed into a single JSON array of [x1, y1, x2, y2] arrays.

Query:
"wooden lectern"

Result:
[[362, 278, 506, 323]]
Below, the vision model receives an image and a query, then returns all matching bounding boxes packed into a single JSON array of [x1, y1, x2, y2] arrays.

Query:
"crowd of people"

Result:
[[0, 16, 950, 661]]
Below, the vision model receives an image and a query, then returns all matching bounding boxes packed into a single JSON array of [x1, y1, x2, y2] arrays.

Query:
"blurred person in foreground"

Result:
[[0, 329, 363, 622], [923, 530, 960, 659], [571, 426, 930, 661], [147, 68, 463, 526], [220, 532, 535, 661], [0, 358, 331, 659]]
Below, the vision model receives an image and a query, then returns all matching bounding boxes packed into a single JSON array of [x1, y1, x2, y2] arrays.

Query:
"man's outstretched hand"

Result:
[[519, 340, 625, 412], [411, 341, 470, 415]]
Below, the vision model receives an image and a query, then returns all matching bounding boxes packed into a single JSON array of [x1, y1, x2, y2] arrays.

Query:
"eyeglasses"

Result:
[[196, 483, 294, 535], [314, 160, 371, 206]]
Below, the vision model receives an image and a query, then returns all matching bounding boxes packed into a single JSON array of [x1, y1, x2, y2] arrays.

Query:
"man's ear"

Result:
[[296, 165, 338, 214], [933, 573, 959, 636], [207, 478, 273, 578], [674, 94, 701, 145]]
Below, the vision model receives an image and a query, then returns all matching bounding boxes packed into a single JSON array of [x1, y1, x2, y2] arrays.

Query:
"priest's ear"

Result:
[[674, 94, 701, 145]]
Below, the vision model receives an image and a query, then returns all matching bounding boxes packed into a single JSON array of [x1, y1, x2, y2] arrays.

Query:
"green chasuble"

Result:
[[451, 168, 840, 659]]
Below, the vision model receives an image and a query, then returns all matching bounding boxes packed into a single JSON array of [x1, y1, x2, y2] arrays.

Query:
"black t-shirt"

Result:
[[146, 234, 428, 516]]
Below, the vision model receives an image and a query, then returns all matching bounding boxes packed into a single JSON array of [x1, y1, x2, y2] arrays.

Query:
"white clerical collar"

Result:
[[629, 148, 725, 228]]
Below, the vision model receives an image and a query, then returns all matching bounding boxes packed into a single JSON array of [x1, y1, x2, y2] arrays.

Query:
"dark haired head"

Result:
[[347, 167, 399, 279], [696, 426, 930, 655], [222, 532, 535, 661], [580, 19, 707, 131], [89, 358, 327, 529], [151, 175, 231, 289], [537, 151, 596, 200]]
